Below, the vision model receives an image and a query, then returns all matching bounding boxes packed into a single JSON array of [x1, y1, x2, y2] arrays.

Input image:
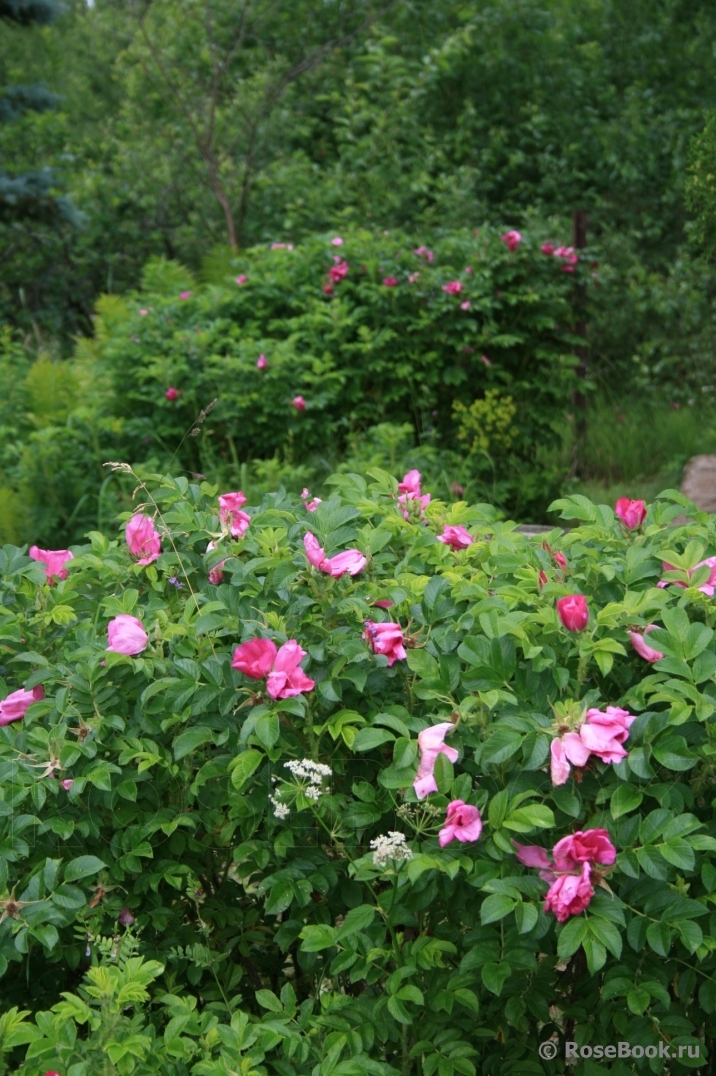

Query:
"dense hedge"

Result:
[[0, 468, 715, 1072]]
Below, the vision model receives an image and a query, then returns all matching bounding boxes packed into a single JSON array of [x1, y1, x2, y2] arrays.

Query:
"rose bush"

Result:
[[0, 469, 715, 1072]]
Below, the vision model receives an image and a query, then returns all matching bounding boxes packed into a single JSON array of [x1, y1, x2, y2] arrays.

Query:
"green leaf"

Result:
[[299, 924, 336, 952], [514, 902, 538, 935], [659, 837, 695, 871], [557, 917, 588, 959], [626, 988, 651, 1016], [481, 962, 511, 996], [653, 736, 697, 771], [504, 803, 555, 832], [480, 894, 516, 924], [255, 710, 280, 749], [646, 920, 672, 956], [353, 728, 395, 752], [481, 727, 522, 766], [229, 749, 263, 790], [678, 920, 703, 954], [173, 727, 213, 760], [588, 916, 622, 958], [64, 856, 106, 882], [406, 649, 440, 680], [335, 905, 375, 942], [387, 995, 412, 1024], [610, 784, 643, 819], [255, 989, 283, 1012], [582, 935, 607, 974]]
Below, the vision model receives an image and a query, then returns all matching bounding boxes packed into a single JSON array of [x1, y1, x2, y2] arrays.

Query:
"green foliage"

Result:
[[0, 471, 715, 1068]]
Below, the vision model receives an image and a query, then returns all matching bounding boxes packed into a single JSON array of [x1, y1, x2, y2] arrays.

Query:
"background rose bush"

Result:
[[0, 470, 715, 1071]]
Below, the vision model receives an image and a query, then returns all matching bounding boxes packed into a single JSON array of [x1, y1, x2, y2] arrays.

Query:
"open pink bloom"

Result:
[[292, 395, 306, 411], [556, 594, 589, 632], [126, 514, 161, 565], [236, 274, 248, 285], [501, 230, 522, 251], [165, 386, 178, 401], [659, 556, 716, 595], [544, 862, 594, 922], [0, 685, 44, 726], [363, 620, 407, 667], [382, 276, 398, 287], [629, 625, 664, 663], [541, 241, 555, 255], [414, 722, 459, 799], [552, 829, 616, 872], [107, 615, 148, 656], [442, 281, 462, 295], [179, 291, 192, 300], [29, 546, 73, 583], [397, 469, 431, 520], [328, 260, 349, 283], [266, 640, 316, 700], [413, 246, 434, 262], [331, 236, 343, 246], [218, 492, 250, 538], [206, 541, 226, 585], [460, 300, 471, 310], [304, 531, 365, 576], [60, 779, 74, 791], [437, 525, 473, 551], [615, 497, 646, 529], [580, 706, 634, 763], [256, 354, 267, 369], [439, 799, 482, 847], [231, 637, 277, 679]]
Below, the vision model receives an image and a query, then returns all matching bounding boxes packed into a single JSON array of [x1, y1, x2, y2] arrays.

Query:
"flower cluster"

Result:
[[550, 706, 636, 785], [514, 829, 616, 921], [284, 759, 333, 801], [370, 831, 413, 869], [397, 469, 430, 520]]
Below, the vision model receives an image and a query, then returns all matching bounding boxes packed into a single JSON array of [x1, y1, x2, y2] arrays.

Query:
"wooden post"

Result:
[[571, 209, 588, 473]]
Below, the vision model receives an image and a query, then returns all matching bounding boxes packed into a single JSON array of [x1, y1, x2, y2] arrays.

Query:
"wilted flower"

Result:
[[414, 722, 458, 799], [629, 625, 664, 663], [363, 621, 407, 667], [118, 907, 135, 926]]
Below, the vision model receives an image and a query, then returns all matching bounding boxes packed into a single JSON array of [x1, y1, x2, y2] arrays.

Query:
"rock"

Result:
[[680, 455, 716, 513]]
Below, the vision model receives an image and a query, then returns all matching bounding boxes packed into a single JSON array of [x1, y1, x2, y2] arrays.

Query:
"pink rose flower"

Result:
[[292, 395, 306, 411], [541, 242, 555, 255], [165, 387, 178, 400], [266, 640, 316, 700], [659, 556, 716, 595], [556, 595, 589, 632], [28, 546, 73, 583], [179, 291, 192, 300], [580, 706, 634, 763], [414, 721, 459, 799], [460, 300, 471, 310], [439, 799, 482, 847], [442, 281, 462, 295], [301, 488, 322, 511], [304, 533, 365, 577], [552, 829, 616, 872], [0, 685, 45, 726], [256, 355, 267, 370], [236, 274, 248, 285], [544, 862, 594, 922], [512, 842, 552, 871], [373, 599, 394, 609], [218, 492, 250, 539], [328, 260, 349, 283], [363, 620, 407, 667], [231, 637, 277, 679], [413, 246, 434, 262], [60, 779, 74, 791], [126, 514, 161, 566], [437, 525, 473, 551], [629, 625, 664, 663], [107, 615, 148, 656], [615, 497, 646, 529], [331, 236, 343, 246], [501, 230, 522, 251], [408, 272, 420, 284], [397, 470, 431, 520], [554, 246, 578, 272], [139, 308, 149, 315], [382, 276, 398, 287]]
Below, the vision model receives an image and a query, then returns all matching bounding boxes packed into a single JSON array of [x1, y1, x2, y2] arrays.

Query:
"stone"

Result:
[[680, 455, 716, 514]]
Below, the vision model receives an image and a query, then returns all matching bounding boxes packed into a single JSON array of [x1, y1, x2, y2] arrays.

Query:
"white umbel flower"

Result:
[[370, 831, 413, 869], [269, 794, 290, 820]]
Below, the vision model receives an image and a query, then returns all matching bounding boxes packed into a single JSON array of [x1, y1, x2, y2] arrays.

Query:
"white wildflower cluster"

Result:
[[283, 759, 332, 801], [370, 831, 413, 869], [269, 794, 290, 820]]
